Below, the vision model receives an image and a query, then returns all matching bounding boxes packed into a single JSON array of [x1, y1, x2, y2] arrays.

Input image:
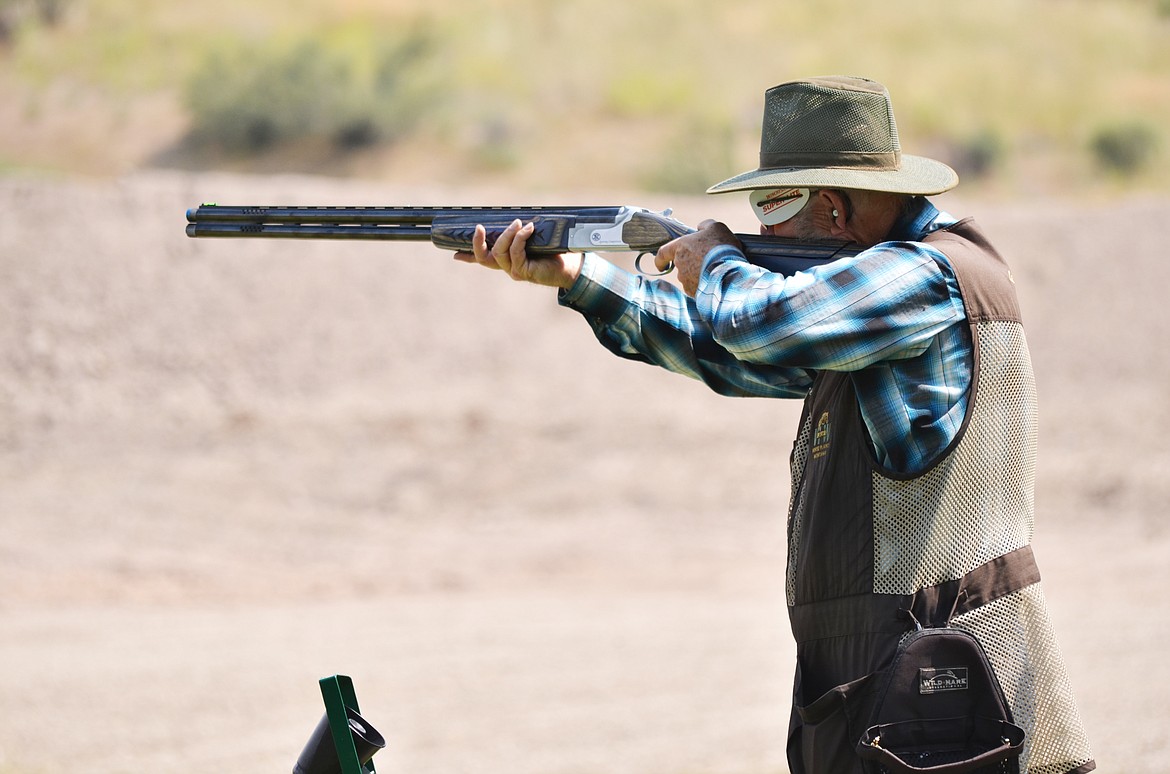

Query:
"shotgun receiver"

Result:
[[185, 204, 861, 276]]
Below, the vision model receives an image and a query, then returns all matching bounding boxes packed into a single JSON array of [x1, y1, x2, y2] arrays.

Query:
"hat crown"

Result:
[[706, 75, 958, 196], [760, 76, 901, 170]]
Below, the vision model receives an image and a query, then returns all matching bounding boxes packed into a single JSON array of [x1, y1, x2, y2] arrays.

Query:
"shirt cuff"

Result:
[[696, 243, 751, 293], [701, 243, 749, 271], [558, 253, 640, 321]]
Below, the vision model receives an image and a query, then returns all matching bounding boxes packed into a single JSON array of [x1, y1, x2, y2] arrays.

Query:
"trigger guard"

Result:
[[635, 252, 674, 276]]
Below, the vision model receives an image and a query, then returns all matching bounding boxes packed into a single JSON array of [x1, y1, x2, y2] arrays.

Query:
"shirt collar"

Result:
[[890, 196, 958, 242]]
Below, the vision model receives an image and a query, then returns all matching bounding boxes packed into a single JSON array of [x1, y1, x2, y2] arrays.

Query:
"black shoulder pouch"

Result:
[[856, 627, 1024, 774]]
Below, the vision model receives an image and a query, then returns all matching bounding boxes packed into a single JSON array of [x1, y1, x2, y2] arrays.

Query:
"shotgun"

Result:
[[185, 203, 861, 276]]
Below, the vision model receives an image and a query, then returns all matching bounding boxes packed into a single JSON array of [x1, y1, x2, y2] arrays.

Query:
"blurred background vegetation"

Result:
[[1, 0, 1168, 196]]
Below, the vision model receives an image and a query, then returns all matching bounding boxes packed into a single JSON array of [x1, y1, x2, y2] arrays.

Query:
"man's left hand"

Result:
[[654, 220, 741, 296]]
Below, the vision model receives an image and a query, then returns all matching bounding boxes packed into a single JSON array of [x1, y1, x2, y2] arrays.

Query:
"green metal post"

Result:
[[319, 675, 375, 774]]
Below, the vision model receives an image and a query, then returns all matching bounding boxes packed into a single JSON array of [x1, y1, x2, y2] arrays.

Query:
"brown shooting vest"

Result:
[[784, 219, 1095, 774]]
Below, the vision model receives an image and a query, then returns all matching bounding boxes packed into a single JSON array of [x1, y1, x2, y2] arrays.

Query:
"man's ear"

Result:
[[822, 189, 851, 237]]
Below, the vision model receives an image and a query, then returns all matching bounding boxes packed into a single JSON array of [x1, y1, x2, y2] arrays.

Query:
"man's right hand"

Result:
[[453, 219, 582, 290], [655, 220, 741, 297]]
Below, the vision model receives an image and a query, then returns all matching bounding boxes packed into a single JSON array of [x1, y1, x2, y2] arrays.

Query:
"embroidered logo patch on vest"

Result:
[[919, 667, 969, 694], [812, 411, 832, 459]]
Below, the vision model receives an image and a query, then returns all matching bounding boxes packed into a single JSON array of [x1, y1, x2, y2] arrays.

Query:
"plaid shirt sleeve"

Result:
[[696, 241, 970, 472], [558, 253, 818, 397], [696, 240, 964, 371], [559, 240, 963, 393], [558, 200, 972, 472]]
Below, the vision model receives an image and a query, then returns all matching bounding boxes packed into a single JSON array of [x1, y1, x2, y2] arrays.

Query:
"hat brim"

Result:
[[706, 154, 958, 196]]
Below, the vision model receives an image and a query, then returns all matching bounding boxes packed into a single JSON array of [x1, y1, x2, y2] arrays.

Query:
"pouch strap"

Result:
[[789, 546, 1041, 643], [910, 545, 1041, 629]]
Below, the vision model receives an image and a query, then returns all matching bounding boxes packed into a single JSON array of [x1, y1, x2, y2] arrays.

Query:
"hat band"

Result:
[[758, 149, 900, 171]]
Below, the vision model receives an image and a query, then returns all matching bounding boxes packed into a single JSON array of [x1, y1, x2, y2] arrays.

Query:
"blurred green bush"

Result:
[[184, 28, 441, 153], [1090, 121, 1160, 177], [0, 0, 69, 43], [956, 130, 1006, 179]]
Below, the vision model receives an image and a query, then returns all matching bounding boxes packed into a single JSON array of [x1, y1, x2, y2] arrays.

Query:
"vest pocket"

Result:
[[788, 672, 878, 774], [857, 716, 1023, 773]]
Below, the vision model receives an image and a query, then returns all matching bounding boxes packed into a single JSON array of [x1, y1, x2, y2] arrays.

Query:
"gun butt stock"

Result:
[[736, 234, 861, 275]]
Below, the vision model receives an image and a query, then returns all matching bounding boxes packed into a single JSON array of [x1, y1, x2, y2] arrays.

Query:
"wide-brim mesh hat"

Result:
[[707, 76, 958, 196]]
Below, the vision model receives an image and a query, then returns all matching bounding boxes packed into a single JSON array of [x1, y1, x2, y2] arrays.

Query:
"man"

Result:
[[455, 76, 1094, 773]]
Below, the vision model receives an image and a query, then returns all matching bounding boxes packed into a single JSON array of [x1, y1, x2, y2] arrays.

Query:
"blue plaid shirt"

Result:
[[558, 198, 970, 473]]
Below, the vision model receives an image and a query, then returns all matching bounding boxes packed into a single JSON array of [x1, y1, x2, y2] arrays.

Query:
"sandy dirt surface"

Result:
[[1, 172, 1168, 773]]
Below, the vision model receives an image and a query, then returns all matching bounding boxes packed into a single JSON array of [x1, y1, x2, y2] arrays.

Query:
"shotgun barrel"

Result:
[[185, 203, 863, 276]]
